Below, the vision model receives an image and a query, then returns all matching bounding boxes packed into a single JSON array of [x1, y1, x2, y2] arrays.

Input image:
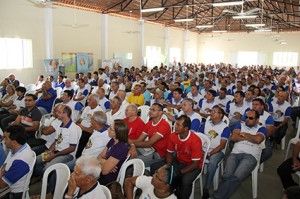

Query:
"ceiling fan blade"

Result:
[[223, 9, 237, 14], [244, 8, 261, 15]]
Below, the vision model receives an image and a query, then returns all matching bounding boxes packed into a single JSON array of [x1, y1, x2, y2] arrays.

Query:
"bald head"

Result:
[[117, 90, 126, 101]]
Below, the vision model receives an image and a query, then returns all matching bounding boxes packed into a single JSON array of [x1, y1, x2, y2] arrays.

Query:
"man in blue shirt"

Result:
[[0, 125, 35, 199], [36, 81, 57, 113]]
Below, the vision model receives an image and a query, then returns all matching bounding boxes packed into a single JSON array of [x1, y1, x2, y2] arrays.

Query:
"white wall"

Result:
[[197, 32, 300, 66], [53, 6, 101, 64], [0, 0, 46, 82]]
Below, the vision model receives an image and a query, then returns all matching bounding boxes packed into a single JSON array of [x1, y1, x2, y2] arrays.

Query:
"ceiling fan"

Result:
[[27, 0, 56, 8], [62, 0, 89, 28], [222, 0, 260, 18]]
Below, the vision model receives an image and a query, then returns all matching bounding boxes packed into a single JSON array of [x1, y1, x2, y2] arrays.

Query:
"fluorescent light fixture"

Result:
[[280, 41, 287, 45], [212, 1, 244, 7], [212, 30, 227, 33], [196, 25, 214, 28], [174, 18, 194, 22], [254, 28, 272, 32], [232, 15, 257, 19], [141, 7, 164, 13], [245, 23, 265, 27]]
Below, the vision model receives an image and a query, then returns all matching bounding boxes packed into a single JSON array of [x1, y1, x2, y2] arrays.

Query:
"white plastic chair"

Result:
[[117, 158, 145, 193], [38, 106, 49, 116], [40, 163, 70, 199], [25, 84, 36, 93], [138, 105, 150, 123], [281, 136, 286, 150], [284, 118, 300, 160], [100, 185, 112, 199], [296, 172, 300, 186], [190, 133, 211, 199], [251, 151, 262, 199], [54, 87, 63, 98], [22, 150, 36, 199], [212, 142, 229, 191], [36, 113, 52, 139]]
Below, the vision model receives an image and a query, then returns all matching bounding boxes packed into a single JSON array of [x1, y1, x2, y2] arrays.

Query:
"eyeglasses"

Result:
[[245, 116, 256, 120]]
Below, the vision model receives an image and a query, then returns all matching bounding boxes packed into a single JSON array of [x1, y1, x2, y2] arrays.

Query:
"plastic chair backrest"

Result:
[[25, 84, 36, 92], [100, 185, 112, 199], [38, 106, 49, 116], [138, 105, 150, 123], [36, 113, 52, 139], [195, 133, 211, 172], [116, 155, 131, 182], [117, 158, 145, 191], [40, 163, 70, 199], [55, 87, 63, 97], [22, 150, 36, 199]]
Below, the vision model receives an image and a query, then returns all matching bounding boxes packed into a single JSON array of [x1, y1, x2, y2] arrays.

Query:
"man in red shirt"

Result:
[[166, 115, 203, 199], [130, 103, 171, 167], [124, 104, 145, 141]]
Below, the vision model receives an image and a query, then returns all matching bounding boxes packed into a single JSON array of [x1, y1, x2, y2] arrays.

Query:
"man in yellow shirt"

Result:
[[127, 84, 145, 106]]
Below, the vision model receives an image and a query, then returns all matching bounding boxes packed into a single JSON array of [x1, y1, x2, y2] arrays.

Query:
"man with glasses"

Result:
[[213, 109, 266, 199], [11, 93, 42, 147], [200, 105, 230, 199], [247, 98, 275, 163], [130, 103, 171, 168]]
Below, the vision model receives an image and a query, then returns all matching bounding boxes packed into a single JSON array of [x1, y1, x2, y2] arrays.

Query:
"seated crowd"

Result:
[[0, 63, 300, 199]]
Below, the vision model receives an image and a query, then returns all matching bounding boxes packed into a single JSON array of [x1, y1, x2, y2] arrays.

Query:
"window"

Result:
[[186, 48, 197, 63], [203, 50, 224, 64], [0, 38, 33, 69], [169, 48, 181, 63], [273, 52, 298, 67], [146, 46, 161, 68], [237, 51, 258, 67]]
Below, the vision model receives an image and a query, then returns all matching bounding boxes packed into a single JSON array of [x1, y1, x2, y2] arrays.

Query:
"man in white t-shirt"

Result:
[[108, 81, 119, 100], [213, 109, 266, 199], [106, 96, 125, 126], [76, 94, 103, 158], [82, 111, 110, 157], [32, 104, 62, 156], [65, 156, 107, 199]]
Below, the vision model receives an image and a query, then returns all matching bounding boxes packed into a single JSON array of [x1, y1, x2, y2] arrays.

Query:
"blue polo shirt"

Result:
[[36, 88, 57, 113]]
